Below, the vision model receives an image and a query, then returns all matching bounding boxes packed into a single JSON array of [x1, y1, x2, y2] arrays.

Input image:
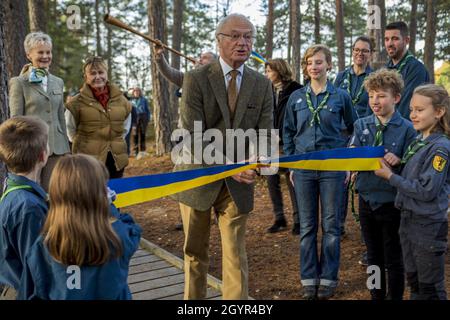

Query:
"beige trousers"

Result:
[[179, 184, 249, 300]]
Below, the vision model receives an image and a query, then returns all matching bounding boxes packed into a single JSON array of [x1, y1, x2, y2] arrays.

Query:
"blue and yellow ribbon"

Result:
[[250, 51, 267, 64], [108, 146, 383, 208]]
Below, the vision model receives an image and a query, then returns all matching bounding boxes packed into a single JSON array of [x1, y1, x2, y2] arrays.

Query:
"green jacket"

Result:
[[8, 67, 70, 155]]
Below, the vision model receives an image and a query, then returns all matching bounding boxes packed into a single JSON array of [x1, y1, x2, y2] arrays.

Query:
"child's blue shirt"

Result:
[[389, 133, 450, 221], [351, 111, 417, 210], [0, 173, 48, 289]]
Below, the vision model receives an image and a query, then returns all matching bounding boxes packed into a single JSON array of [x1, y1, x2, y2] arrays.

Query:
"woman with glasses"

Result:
[[334, 36, 374, 119], [8, 32, 70, 191], [66, 56, 132, 178]]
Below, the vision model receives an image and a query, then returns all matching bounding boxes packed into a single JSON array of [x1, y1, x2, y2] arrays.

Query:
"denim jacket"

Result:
[[283, 81, 356, 155]]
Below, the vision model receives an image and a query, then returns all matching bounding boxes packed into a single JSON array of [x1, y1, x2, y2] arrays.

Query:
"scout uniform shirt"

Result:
[[0, 174, 48, 289], [389, 133, 450, 221], [350, 111, 417, 210], [18, 213, 142, 300], [283, 81, 356, 156], [386, 51, 430, 120], [334, 65, 373, 119]]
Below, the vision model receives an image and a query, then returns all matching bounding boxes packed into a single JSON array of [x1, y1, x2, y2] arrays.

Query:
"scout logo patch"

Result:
[[432, 155, 447, 172]]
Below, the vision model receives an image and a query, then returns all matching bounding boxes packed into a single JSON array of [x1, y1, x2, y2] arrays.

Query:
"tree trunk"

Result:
[[336, 0, 345, 71], [105, 0, 112, 80], [4, 0, 28, 78], [409, 0, 418, 55], [148, 0, 172, 155], [424, 0, 436, 83], [265, 0, 274, 59], [290, 0, 301, 83], [0, 3, 9, 192], [368, 0, 386, 70], [170, 0, 183, 129], [95, 0, 102, 56], [314, 0, 321, 43], [28, 0, 47, 33]]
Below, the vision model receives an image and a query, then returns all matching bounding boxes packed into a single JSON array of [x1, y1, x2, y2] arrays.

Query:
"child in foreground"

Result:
[[350, 69, 417, 300], [18, 154, 142, 300], [375, 84, 450, 300], [0, 116, 49, 298]]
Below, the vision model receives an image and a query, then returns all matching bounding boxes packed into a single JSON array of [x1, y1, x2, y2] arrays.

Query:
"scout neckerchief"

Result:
[[393, 51, 414, 74], [0, 180, 33, 202], [373, 117, 388, 147], [345, 67, 366, 105], [306, 85, 330, 127], [401, 135, 428, 165]]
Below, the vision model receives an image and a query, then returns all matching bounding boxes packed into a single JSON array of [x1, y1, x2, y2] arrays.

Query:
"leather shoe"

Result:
[[291, 223, 300, 235], [317, 285, 336, 300], [267, 219, 287, 233], [302, 285, 317, 300]]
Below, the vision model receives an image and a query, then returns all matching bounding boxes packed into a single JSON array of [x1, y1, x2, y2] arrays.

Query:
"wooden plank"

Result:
[[130, 273, 185, 293], [129, 254, 162, 266], [132, 283, 185, 300], [132, 250, 151, 258], [128, 260, 172, 275], [159, 287, 221, 300], [128, 266, 183, 284]]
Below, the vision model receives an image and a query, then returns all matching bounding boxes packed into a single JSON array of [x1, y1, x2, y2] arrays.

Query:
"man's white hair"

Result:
[[215, 13, 256, 39]]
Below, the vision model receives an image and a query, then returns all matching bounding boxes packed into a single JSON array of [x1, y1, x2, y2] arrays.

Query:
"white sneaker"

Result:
[[136, 151, 149, 160]]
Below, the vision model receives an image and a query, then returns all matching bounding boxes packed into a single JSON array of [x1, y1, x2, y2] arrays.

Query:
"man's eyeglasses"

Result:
[[218, 33, 256, 43], [352, 48, 371, 54]]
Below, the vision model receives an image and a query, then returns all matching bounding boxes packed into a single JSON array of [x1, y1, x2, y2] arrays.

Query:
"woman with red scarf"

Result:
[[66, 56, 131, 178]]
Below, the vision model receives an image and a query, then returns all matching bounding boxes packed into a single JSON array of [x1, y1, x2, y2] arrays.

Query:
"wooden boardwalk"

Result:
[[129, 238, 223, 300]]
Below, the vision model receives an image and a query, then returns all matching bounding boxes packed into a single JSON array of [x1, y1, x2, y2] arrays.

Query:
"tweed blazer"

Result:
[[171, 60, 273, 213], [9, 68, 70, 155]]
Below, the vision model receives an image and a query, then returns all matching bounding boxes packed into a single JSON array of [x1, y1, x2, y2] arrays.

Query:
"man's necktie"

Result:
[[227, 70, 239, 115]]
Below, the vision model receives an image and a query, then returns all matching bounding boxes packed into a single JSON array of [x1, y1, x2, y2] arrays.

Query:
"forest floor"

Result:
[[123, 137, 450, 300]]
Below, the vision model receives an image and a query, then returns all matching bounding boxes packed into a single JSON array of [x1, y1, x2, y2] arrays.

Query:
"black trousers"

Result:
[[359, 198, 404, 300], [133, 113, 149, 153], [266, 167, 299, 224], [105, 152, 124, 179]]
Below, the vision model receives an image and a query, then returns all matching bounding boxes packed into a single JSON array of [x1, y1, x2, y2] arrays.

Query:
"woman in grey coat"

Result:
[[8, 32, 70, 191]]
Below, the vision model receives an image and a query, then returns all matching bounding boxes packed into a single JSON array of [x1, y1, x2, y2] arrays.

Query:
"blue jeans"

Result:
[[293, 169, 345, 287]]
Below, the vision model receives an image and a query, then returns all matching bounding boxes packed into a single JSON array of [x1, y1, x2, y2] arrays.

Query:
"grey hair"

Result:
[[24, 32, 52, 54], [203, 51, 218, 59], [215, 13, 256, 39]]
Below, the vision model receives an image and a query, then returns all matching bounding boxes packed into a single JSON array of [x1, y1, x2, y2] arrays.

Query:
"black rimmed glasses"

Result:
[[352, 48, 371, 54]]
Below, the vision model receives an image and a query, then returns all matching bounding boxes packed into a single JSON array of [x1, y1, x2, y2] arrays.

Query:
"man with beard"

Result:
[[384, 21, 430, 120]]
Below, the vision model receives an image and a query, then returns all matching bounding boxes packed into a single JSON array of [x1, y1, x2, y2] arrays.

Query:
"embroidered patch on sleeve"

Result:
[[432, 155, 447, 172]]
